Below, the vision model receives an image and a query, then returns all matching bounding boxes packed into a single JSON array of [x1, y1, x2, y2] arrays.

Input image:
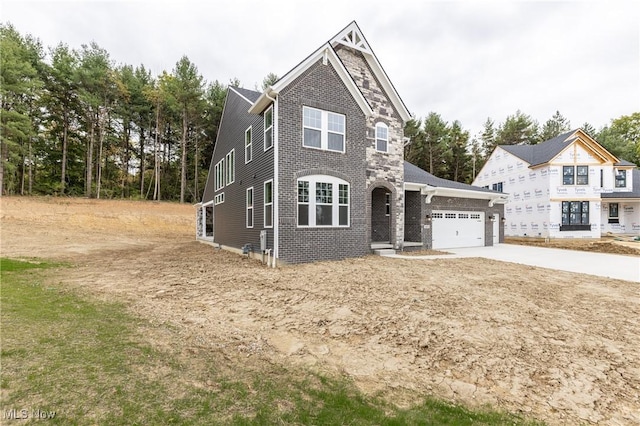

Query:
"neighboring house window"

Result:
[[561, 201, 590, 231], [214, 158, 225, 191], [225, 150, 235, 185], [214, 193, 224, 205], [246, 187, 254, 228], [615, 170, 627, 188], [563, 166, 588, 185], [492, 182, 503, 192], [264, 180, 273, 228], [297, 175, 349, 227], [375, 122, 388, 153], [576, 166, 588, 185], [245, 127, 252, 163], [600, 169, 604, 188], [264, 106, 273, 151], [302, 106, 345, 152], [563, 166, 574, 185], [608, 203, 619, 224]]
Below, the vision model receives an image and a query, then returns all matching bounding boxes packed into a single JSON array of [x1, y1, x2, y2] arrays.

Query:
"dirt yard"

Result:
[[506, 236, 640, 257], [2, 197, 639, 425]]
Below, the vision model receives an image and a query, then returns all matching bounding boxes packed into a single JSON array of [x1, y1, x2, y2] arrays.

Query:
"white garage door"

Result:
[[432, 210, 485, 249]]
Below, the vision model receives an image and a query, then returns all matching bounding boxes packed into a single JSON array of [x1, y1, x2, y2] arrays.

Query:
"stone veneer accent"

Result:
[[335, 46, 405, 249]]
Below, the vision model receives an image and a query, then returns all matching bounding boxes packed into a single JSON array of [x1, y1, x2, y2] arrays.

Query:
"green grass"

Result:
[[1, 258, 543, 425]]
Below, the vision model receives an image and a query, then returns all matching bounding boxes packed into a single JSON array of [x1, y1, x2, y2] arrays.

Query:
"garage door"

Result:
[[432, 210, 485, 249]]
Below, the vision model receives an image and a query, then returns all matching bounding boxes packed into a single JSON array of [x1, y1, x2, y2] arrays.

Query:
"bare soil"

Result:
[[2, 196, 639, 425], [506, 236, 640, 257]]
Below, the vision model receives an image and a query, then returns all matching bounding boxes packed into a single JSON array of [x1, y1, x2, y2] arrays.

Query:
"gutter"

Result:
[[406, 183, 509, 207]]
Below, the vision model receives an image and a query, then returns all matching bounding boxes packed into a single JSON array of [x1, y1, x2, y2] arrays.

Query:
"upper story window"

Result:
[[375, 123, 388, 152], [245, 127, 252, 163], [492, 182, 504, 192], [225, 149, 235, 185], [302, 106, 345, 152], [576, 166, 588, 185], [615, 169, 627, 188], [214, 158, 225, 191], [297, 175, 349, 227], [563, 166, 574, 185], [563, 165, 588, 185], [264, 106, 273, 151]]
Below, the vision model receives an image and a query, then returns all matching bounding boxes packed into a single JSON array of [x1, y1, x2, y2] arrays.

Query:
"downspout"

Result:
[[266, 90, 278, 268]]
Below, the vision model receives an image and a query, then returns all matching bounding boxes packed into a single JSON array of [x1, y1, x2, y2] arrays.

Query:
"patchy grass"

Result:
[[0, 258, 543, 425]]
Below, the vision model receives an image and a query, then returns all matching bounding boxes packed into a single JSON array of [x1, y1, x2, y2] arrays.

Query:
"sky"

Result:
[[3, 0, 639, 139]]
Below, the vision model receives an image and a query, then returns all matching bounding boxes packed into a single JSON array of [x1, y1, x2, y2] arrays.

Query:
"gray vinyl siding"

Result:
[[210, 88, 274, 252], [277, 59, 368, 263]]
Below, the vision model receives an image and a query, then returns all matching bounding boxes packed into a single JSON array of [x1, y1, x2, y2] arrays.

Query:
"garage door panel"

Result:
[[432, 210, 484, 249]]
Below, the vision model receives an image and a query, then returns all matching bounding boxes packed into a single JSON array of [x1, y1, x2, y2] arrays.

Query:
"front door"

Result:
[[371, 187, 391, 243]]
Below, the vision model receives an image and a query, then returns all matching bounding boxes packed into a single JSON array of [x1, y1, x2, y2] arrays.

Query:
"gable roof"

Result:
[[499, 129, 621, 167], [501, 130, 576, 166], [404, 162, 501, 194], [330, 21, 411, 122], [249, 21, 411, 122], [602, 169, 640, 199], [615, 159, 636, 167]]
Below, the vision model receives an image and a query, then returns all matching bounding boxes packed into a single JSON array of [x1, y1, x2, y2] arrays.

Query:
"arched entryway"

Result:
[[371, 186, 392, 244]]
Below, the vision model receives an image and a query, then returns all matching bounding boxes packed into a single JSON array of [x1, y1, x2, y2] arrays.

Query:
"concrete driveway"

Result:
[[388, 244, 639, 282], [443, 244, 640, 282]]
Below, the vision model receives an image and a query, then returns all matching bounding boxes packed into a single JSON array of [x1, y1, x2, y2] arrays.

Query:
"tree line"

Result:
[[405, 110, 640, 184], [2, 23, 638, 201]]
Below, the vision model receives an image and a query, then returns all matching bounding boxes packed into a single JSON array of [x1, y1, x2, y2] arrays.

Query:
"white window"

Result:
[[264, 180, 273, 228], [615, 169, 627, 188], [225, 150, 235, 185], [245, 127, 252, 163], [297, 175, 349, 227], [246, 187, 254, 228], [302, 106, 345, 152], [264, 106, 273, 151], [375, 122, 388, 153], [214, 193, 224, 205], [214, 158, 225, 191]]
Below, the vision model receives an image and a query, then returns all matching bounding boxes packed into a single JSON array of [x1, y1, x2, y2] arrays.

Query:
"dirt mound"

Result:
[[506, 236, 640, 256]]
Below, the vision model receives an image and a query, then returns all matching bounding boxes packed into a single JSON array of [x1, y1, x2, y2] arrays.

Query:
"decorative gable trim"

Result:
[[249, 44, 373, 117], [332, 23, 372, 55], [331, 21, 411, 123], [549, 129, 619, 165], [249, 21, 411, 123]]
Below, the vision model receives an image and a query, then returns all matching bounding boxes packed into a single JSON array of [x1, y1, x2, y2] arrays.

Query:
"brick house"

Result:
[[196, 21, 506, 264], [473, 129, 640, 238]]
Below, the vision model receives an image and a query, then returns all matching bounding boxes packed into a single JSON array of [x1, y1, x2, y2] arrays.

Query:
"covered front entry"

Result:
[[371, 187, 392, 243], [432, 210, 485, 249]]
